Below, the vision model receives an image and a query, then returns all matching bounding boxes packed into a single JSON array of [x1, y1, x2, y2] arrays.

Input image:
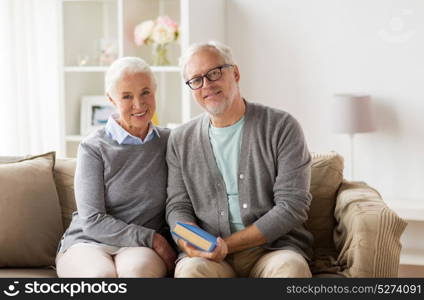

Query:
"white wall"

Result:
[[226, 0, 424, 203]]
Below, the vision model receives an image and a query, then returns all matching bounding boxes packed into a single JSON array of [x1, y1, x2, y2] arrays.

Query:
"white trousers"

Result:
[[175, 248, 312, 278], [56, 243, 167, 278]]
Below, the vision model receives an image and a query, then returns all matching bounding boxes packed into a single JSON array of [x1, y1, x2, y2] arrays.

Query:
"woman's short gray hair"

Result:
[[179, 41, 235, 80], [105, 56, 156, 96]]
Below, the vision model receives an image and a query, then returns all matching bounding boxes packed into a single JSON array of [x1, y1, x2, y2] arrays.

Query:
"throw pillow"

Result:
[[0, 152, 63, 267], [307, 152, 344, 251]]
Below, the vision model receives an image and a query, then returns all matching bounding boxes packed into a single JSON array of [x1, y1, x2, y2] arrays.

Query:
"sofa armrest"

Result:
[[333, 180, 407, 277]]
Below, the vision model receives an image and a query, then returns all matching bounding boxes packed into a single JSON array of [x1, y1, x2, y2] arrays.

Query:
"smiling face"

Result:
[[108, 72, 156, 138], [185, 48, 240, 116]]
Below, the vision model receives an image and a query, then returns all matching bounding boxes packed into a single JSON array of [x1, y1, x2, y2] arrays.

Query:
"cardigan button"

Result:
[[220, 211, 225, 216], [239, 174, 244, 179], [242, 203, 248, 209]]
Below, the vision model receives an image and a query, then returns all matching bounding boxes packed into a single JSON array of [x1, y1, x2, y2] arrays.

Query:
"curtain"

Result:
[[0, 0, 62, 156]]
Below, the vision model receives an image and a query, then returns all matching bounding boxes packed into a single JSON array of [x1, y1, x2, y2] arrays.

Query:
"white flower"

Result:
[[151, 23, 176, 45], [134, 16, 179, 47], [134, 20, 154, 46], [157, 16, 179, 31]]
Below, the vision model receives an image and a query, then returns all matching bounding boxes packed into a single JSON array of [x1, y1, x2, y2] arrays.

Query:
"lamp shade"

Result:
[[332, 94, 376, 134]]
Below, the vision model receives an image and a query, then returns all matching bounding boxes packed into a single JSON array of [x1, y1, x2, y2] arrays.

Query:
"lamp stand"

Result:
[[349, 133, 355, 180]]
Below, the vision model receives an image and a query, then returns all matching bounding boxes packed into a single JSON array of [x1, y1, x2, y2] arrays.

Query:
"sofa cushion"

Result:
[[0, 268, 57, 278], [307, 152, 344, 251], [54, 159, 77, 231], [0, 152, 63, 267]]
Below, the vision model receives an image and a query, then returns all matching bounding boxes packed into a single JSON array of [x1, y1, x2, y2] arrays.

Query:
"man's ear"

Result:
[[233, 65, 240, 83]]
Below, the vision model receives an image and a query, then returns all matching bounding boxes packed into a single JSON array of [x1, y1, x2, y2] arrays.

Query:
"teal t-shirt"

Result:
[[209, 117, 246, 233]]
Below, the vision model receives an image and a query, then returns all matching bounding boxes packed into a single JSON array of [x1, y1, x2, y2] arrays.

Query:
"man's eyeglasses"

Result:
[[185, 64, 234, 90]]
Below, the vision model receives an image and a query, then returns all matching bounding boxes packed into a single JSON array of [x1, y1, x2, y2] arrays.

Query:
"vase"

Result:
[[152, 43, 170, 66]]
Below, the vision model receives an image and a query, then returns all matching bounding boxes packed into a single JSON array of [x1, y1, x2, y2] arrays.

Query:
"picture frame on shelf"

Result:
[[80, 96, 115, 136]]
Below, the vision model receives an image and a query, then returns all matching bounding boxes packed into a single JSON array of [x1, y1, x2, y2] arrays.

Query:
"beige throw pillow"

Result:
[[0, 152, 63, 267], [307, 152, 344, 251]]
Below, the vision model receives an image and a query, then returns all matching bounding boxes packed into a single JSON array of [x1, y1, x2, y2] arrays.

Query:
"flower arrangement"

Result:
[[134, 16, 179, 65]]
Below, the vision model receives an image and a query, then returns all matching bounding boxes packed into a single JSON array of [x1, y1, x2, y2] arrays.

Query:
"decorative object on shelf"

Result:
[[80, 96, 116, 136], [134, 16, 179, 66], [76, 55, 90, 66], [331, 94, 376, 180], [99, 38, 118, 66]]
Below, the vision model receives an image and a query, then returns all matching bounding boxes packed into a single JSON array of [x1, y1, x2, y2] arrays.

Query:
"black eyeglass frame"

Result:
[[185, 64, 234, 90]]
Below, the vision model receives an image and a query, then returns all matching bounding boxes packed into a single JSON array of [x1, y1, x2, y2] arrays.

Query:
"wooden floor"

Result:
[[398, 265, 424, 277]]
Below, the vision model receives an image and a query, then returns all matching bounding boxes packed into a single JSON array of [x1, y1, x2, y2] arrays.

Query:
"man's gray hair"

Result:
[[179, 41, 236, 80], [105, 56, 156, 96]]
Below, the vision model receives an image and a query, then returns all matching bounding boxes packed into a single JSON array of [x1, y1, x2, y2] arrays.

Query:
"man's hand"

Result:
[[152, 233, 177, 273], [178, 237, 228, 262]]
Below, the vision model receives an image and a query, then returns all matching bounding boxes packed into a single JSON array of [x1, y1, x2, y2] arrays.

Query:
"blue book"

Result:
[[171, 222, 217, 252]]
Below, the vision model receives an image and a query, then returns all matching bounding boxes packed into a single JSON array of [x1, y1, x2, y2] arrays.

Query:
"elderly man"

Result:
[[166, 41, 313, 278]]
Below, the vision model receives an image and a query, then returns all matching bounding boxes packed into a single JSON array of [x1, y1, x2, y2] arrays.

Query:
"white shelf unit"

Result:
[[400, 249, 424, 266], [386, 201, 424, 223], [63, 66, 109, 72], [59, 0, 226, 157], [385, 198, 424, 267]]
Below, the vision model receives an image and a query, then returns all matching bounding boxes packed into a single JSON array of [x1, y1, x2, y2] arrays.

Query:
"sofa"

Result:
[[0, 151, 407, 278]]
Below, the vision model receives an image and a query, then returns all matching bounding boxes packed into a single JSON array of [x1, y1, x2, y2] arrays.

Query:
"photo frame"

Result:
[[80, 96, 116, 136]]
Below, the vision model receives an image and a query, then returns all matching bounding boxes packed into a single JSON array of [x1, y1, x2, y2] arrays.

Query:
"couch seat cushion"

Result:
[[53, 158, 77, 231], [0, 268, 57, 278]]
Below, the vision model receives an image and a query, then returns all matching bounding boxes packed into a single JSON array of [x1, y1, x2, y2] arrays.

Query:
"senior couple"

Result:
[[56, 41, 314, 278]]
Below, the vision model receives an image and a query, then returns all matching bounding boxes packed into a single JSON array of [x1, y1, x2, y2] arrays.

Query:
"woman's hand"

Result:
[[178, 237, 228, 262], [152, 233, 177, 274]]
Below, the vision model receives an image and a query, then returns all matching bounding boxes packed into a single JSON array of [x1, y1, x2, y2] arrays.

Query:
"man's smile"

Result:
[[203, 90, 222, 100]]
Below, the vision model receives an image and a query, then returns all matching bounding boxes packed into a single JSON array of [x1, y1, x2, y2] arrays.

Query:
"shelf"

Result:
[[64, 65, 180, 72], [385, 198, 424, 221], [65, 123, 181, 143], [400, 249, 424, 266], [151, 66, 180, 72], [63, 0, 116, 3], [65, 135, 84, 142], [64, 66, 109, 72], [392, 206, 424, 222]]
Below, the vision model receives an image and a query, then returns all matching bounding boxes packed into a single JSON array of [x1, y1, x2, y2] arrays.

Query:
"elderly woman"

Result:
[[56, 57, 176, 277]]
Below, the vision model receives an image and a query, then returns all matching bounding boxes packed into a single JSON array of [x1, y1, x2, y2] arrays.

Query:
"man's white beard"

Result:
[[204, 97, 233, 116], [206, 104, 226, 115]]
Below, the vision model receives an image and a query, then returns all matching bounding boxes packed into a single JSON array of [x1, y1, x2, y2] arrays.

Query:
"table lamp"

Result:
[[332, 94, 376, 180]]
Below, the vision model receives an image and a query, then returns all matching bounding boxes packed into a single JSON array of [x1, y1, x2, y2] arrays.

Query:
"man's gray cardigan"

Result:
[[166, 101, 313, 259]]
